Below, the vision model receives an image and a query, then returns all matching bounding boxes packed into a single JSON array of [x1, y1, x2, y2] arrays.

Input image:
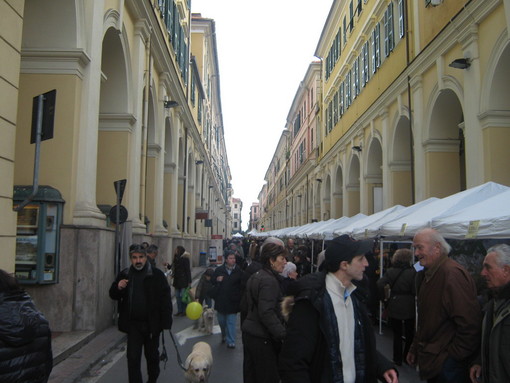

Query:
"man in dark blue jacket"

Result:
[[211, 252, 244, 348], [279, 235, 398, 383], [109, 244, 172, 383]]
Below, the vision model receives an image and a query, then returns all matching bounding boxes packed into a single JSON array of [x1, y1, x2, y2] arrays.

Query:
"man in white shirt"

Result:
[[279, 234, 398, 383]]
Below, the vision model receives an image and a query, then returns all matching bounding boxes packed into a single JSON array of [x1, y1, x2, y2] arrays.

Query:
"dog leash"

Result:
[[166, 329, 186, 371], [159, 331, 168, 369]]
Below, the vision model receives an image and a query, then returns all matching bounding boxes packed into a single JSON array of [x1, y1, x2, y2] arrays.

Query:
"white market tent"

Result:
[[335, 205, 406, 238], [293, 218, 336, 238], [431, 188, 510, 239], [379, 182, 510, 238], [285, 220, 330, 238], [310, 213, 367, 240], [351, 198, 439, 239], [247, 229, 269, 238], [253, 181, 510, 242]]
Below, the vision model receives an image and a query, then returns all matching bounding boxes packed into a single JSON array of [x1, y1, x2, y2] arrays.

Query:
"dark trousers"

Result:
[[243, 332, 280, 383], [427, 356, 470, 383], [390, 317, 415, 364], [126, 322, 160, 383]]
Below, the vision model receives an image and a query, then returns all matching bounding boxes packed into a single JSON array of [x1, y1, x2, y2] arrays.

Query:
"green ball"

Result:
[[186, 301, 203, 320]]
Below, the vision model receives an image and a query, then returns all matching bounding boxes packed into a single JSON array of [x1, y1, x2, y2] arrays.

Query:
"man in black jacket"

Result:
[[211, 252, 244, 348], [279, 235, 398, 383], [109, 244, 172, 383]]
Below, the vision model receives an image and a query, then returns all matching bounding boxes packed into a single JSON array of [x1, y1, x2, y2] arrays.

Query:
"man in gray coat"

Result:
[[470, 244, 510, 383]]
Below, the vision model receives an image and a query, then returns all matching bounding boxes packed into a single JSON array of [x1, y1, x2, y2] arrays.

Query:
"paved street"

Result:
[[84, 310, 244, 383], [80, 308, 421, 382]]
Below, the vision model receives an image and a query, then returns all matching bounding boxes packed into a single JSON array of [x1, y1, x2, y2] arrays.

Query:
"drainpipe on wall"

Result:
[[405, 0, 416, 204], [141, 29, 152, 226], [182, 129, 188, 234]]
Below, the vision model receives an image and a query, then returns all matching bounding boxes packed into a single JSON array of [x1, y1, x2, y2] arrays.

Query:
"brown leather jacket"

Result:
[[411, 254, 481, 379]]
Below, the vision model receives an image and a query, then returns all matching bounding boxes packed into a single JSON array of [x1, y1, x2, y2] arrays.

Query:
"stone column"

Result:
[[73, 0, 107, 226], [169, 116, 182, 235], [129, 19, 151, 232], [381, 109, 392, 208], [410, 75, 426, 201], [459, 25, 484, 187]]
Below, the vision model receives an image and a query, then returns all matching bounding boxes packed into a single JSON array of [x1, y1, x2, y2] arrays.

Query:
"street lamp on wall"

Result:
[[352, 145, 362, 152], [163, 100, 179, 108], [449, 58, 471, 69], [195, 160, 204, 165]]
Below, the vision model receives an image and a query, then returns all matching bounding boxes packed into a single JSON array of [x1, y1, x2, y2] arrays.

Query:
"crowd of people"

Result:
[[210, 231, 510, 383], [3, 228, 507, 383], [108, 232, 510, 383]]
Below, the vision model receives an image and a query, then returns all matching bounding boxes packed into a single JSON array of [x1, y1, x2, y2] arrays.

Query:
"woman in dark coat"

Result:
[[0, 269, 53, 382], [377, 248, 416, 365], [172, 246, 192, 316], [242, 242, 288, 383], [294, 246, 311, 278]]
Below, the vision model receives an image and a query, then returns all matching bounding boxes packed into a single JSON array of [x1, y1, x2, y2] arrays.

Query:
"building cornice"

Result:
[[98, 113, 137, 132], [20, 48, 91, 79]]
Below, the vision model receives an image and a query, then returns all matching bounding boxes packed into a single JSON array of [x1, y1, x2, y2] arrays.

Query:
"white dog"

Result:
[[198, 306, 215, 335], [184, 341, 213, 383]]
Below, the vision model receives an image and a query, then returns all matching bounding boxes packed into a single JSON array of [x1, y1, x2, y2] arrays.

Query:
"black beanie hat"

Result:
[[324, 235, 373, 271]]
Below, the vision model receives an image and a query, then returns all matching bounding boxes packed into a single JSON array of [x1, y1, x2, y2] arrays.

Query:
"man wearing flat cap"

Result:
[[279, 235, 398, 383]]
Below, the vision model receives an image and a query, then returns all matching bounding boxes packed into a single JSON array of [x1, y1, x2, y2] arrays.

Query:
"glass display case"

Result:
[[13, 186, 64, 284]]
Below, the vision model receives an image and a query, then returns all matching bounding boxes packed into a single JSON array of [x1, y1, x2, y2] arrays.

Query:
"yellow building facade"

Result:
[[0, 0, 24, 273], [261, 0, 510, 229], [1, 0, 230, 332]]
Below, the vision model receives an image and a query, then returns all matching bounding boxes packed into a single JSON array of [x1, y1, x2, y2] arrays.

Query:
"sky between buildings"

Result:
[[191, 0, 334, 231]]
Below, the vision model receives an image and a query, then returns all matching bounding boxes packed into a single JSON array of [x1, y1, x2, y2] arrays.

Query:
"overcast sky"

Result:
[[191, 0, 334, 231]]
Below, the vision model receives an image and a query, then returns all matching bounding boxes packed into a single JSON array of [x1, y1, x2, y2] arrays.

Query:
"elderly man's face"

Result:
[[413, 232, 441, 268], [481, 252, 510, 289]]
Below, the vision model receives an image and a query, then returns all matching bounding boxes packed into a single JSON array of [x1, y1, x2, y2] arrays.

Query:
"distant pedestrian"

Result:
[[294, 246, 311, 278], [109, 244, 172, 383], [171, 245, 192, 316], [210, 253, 244, 348], [248, 239, 260, 262], [285, 238, 296, 261], [0, 269, 53, 383], [146, 244, 159, 268], [407, 228, 481, 382], [194, 268, 215, 308], [377, 248, 416, 366]]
